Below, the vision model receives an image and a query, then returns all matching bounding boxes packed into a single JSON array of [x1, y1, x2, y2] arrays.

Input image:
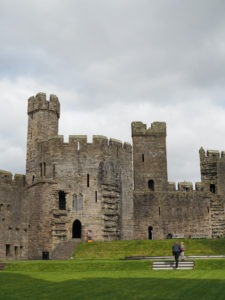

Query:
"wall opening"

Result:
[[148, 180, 154, 191], [72, 219, 82, 238], [87, 174, 90, 187], [210, 184, 216, 194], [6, 244, 10, 256], [142, 154, 144, 162], [58, 191, 66, 210], [148, 226, 153, 240]]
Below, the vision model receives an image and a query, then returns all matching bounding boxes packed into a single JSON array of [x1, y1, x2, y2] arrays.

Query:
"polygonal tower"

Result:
[[26, 92, 60, 185], [132, 121, 168, 192]]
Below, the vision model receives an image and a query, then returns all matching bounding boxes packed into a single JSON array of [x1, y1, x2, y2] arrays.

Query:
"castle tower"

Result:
[[199, 147, 225, 195], [132, 121, 168, 192], [26, 92, 60, 184]]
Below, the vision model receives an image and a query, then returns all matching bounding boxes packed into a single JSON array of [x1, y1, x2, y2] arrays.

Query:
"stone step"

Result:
[[152, 261, 194, 270]]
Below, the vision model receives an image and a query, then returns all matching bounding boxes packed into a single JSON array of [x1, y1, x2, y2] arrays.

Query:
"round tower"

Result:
[[26, 92, 60, 184], [132, 121, 168, 192]]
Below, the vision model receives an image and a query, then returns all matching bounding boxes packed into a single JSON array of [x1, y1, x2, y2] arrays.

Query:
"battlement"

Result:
[[178, 182, 193, 192], [0, 170, 25, 186], [27, 92, 60, 117], [44, 135, 131, 153], [131, 121, 166, 137], [199, 147, 225, 160]]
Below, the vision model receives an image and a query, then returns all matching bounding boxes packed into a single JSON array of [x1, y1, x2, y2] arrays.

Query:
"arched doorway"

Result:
[[148, 226, 153, 240], [72, 219, 82, 238]]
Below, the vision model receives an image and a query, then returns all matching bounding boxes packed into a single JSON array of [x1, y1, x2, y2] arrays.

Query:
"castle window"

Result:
[[40, 162, 46, 177], [6, 244, 10, 256], [87, 174, 90, 187], [43, 162, 46, 176], [95, 191, 98, 203], [40, 163, 42, 177], [148, 180, 154, 191], [72, 194, 77, 210], [58, 191, 66, 210], [210, 184, 216, 194], [159, 207, 161, 215], [142, 154, 144, 162]]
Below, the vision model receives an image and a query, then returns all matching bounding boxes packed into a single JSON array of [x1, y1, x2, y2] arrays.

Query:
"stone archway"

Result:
[[72, 219, 82, 238]]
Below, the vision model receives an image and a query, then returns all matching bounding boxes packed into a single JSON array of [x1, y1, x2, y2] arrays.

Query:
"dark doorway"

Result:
[[148, 226, 153, 240], [72, 219, 82, 238], [42, 251, 49, 260]]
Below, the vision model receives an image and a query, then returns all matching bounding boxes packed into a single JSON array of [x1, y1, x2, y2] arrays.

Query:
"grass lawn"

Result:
[[1, 259, 225, 300], [1, 239, 225, 300]]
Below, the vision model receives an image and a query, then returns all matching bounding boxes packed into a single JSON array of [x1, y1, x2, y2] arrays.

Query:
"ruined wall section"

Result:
[[0, 170, 28, 260], [132, 121, 168, 192]]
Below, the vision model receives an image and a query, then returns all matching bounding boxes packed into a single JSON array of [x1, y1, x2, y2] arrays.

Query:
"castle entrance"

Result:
[[148, 226, 153, 240], [72, 219, 82, 238]]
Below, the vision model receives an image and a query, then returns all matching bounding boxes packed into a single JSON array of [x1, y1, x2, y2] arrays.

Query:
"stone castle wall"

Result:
[[0, 171, 28, 260]]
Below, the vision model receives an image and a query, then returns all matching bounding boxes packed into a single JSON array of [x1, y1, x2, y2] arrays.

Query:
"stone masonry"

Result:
[[0, 92, 225, 260]]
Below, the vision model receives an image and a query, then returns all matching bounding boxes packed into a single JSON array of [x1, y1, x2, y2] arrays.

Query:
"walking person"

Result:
[[180, 242, 186, 261], [172, 242, 181, 268]]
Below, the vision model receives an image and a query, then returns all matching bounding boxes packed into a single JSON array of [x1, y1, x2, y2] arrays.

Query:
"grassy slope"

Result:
[[73, 238, 225, 259]]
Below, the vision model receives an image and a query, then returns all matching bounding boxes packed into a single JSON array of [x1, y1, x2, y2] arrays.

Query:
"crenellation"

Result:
[[168, 182, 176, 191], [109, 138, 123, 148], [132, 121, 166, 137], [178, 182, 193, 192], [93, 135, 109, 147], [27, 92, 60, 116], [0, 170, 13, 184], [14, 174, 26, 187]]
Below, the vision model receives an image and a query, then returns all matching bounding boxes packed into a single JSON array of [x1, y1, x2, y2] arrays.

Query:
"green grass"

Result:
[[1, 260, 225, 299], [1, 239, 225, 299], [73, 238, 225, 259]]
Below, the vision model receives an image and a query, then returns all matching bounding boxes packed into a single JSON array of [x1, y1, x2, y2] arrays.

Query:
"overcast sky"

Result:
[[1, 0, 225, 184]]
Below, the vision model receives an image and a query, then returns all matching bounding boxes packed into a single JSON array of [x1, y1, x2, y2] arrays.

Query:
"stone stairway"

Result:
[[152, 261, 194, 270], [51, 239, 81, 260]]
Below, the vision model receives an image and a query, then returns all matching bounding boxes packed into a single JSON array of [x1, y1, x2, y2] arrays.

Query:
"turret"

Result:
[[199, 147, 225, 195], [132, 121, 168, 192], [26, 92, 60, 184]]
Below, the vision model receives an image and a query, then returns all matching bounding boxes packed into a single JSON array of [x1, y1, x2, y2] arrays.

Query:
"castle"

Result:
[[0, 92, 225, 260]]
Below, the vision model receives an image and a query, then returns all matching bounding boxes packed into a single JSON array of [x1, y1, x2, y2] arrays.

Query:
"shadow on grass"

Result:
[[1, 272, 225, 300]]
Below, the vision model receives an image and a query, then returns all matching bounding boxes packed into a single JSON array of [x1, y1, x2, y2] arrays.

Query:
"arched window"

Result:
[[148, 180, 154, 191]]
